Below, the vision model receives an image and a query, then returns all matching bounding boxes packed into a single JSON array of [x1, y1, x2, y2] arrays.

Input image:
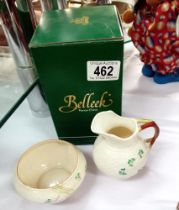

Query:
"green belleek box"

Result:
[[29, 5, 124, 145]]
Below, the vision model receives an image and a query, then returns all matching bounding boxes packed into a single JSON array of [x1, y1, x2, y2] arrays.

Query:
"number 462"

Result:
[[94, 66, 113, 76]]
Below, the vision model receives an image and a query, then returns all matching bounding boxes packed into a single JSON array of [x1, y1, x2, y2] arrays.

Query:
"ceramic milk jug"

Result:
[[91, 111, 160, 179]]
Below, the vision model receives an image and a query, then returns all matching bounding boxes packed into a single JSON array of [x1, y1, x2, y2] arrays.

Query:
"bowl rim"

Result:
[[16, 139, 80, 190]]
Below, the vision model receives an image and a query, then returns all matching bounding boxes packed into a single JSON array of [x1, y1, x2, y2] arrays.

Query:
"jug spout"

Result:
[[91, 111, 137, 134], [91, 111, 137, 137], [91, 111, 118, 135]]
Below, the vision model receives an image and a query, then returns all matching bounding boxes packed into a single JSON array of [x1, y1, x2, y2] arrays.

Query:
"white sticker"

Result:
[[87, 61, 121, 81]]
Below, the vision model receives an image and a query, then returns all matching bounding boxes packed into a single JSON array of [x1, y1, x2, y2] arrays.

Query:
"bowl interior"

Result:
[[17, 140, 78, 189]]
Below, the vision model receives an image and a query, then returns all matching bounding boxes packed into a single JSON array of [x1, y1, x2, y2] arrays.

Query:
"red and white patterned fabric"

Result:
[[130, 0, 179, 75]]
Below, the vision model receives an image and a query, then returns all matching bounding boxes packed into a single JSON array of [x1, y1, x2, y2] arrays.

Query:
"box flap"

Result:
[[29, 5, 123, 47]]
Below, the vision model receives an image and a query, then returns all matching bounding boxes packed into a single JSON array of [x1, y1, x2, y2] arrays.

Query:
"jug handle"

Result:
[[137, 119, 160, 147]]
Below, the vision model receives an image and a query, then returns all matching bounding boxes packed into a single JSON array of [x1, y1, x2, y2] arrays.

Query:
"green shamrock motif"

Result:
[[128, 158, 136, 167], [46, 199, 52, 203], [138, 149, 144, 158], [119, 168, 127, 176], [75, 172, 81, 180]]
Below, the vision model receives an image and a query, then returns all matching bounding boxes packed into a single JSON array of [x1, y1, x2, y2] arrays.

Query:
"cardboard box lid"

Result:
[[29, 5, 123, 47]]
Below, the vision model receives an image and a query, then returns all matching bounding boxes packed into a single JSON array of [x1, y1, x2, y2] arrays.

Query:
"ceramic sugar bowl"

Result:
[[14, 140, 87, 203], [91, 111, 160, 179]]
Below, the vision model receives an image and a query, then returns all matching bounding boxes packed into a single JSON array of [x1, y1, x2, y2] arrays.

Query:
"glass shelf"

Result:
[[0, 51, 40, 127], [0, 51, 24, 121]]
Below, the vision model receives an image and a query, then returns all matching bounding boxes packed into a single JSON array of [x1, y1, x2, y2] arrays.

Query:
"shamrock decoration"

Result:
[[138, 149, 144, 158], [119, 168, 127, 176], [75, 172, 81, 180], [128, 158, 136, 167]]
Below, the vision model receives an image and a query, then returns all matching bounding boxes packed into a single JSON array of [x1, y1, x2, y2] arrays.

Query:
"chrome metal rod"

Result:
[[177, 16, 179, 36], [0, 0, 49, 117], [57, 0, 67, 10], [1, 0, 30, 66], [26, 0, 37, 28], [96, 0, 112, 5], [15, 0, 27, 10], [40, 0, 54, 12]]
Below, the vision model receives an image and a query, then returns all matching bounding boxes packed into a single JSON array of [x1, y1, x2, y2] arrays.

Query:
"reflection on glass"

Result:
[[0, 0, 49, 124], [0, 49, 24, 120]]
